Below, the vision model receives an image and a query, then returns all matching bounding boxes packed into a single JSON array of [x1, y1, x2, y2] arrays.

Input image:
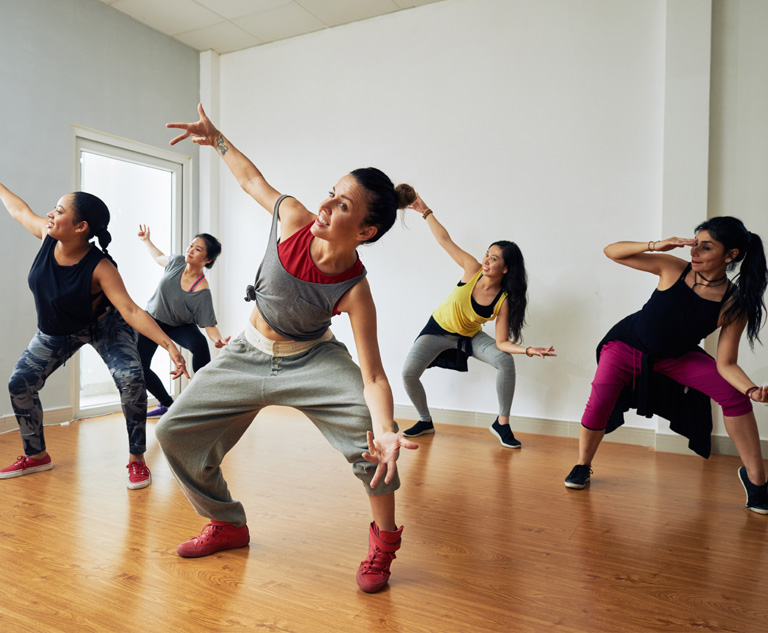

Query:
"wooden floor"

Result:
[[1, 408, 766, 633]]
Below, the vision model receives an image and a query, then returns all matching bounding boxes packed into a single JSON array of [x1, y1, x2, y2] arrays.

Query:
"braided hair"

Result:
[[71, 192, 118, 269]]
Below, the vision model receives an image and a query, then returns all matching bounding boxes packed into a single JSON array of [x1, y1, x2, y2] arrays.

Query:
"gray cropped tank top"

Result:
[[244, 195, 367, 341]]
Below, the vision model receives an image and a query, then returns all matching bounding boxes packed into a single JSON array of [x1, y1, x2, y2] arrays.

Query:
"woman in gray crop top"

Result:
[[156, 104, 417, 593], [0, 182, 188, 490], [136, 225, 229, 417]]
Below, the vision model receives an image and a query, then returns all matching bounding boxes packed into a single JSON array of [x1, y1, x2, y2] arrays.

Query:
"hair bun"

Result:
[[394, 183, 417, 210]]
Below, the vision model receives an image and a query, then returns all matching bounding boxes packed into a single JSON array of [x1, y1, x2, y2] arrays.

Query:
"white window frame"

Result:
[[71, 126, 193, 419]]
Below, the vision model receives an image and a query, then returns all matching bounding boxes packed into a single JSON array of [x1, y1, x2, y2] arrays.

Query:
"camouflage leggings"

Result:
[[8, 309, 147, 456]]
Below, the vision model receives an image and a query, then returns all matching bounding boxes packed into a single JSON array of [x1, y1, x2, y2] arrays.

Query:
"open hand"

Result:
[[362, 430, 418, 489], [527, 345, 556, 358], [652, 237, 697, 252], [166, 103, 220, 147], [213, 336, 231, 349]]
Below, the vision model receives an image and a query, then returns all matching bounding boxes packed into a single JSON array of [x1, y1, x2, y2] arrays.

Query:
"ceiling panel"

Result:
[[95, 0, 449, 54]]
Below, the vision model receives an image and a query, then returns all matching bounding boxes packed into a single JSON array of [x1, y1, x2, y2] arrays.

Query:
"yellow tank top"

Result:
[[432, 269, 508, 337]]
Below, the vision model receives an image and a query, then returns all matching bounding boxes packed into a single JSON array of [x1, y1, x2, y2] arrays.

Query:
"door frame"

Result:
[[70, 125, 193, 419]]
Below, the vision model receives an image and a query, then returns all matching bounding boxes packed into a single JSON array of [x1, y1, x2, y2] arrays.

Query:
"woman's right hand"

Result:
[[166, 103, 220, 147], [651, 237, 696, 252], [137, 224, 150, 241]]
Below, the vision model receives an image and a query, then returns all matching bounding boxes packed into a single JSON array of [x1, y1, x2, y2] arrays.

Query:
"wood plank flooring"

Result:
[[0, 408, 766, 633]]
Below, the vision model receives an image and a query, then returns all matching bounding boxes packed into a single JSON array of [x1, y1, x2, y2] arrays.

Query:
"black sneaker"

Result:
[[489, 419, 521, 448], [402, 420, 435, 437], [738, 466, 768, 515], [564, 464, 592, 489]]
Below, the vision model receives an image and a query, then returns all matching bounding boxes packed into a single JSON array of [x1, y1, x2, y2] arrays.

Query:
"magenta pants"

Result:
[[581, 340, 752, 430]]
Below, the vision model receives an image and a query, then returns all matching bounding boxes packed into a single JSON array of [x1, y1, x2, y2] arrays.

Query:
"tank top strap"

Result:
[[188, 274, 205, 293], [676, 262, 692, 283]]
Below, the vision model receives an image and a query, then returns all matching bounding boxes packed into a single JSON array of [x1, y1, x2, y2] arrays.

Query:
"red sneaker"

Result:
[[126, 460, 152, 490], [356, 521, 403, 593], [0, 454, 53, 479], [177, 521, 250, 558]]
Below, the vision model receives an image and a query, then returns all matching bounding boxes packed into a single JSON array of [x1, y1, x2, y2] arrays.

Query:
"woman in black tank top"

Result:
[[564, 217, 768, 515], [0, 183, 188, 490]]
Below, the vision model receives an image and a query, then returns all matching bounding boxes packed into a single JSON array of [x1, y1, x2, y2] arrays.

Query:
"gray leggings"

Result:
[[402, 331, 516, 421], [156, 332, 400, 527]]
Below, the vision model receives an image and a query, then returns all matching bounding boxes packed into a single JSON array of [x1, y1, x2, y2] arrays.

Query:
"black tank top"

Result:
[[622, 263, 733, 358], [28, 236, 108, 335]]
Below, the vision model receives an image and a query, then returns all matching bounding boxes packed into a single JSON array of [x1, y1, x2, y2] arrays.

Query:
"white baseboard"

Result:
[[394, 404, 768, 457], [0, 407, 74, 435]]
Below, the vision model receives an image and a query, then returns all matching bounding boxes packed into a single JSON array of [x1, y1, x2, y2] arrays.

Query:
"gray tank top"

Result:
[[245, 195, 366, 341]]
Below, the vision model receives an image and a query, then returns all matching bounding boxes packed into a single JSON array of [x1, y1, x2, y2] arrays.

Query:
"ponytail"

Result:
[[730, 231, 768, 346], [71, 192, 118, 269], [696, 217, 768, 347]]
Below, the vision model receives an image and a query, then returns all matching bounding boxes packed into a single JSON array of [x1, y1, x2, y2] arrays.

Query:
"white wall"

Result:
[[213, 0, 671, 433], [708, 0, 768, 443], [0, 0, 199, 424]]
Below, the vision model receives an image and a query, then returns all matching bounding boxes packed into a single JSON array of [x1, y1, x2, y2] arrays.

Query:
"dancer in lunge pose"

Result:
[[564, 218, 768, 515], [156, 104, 418, 593], [401, 193, 555, 447], [0, 183, 188, 488], [137, 225, 229, 417]]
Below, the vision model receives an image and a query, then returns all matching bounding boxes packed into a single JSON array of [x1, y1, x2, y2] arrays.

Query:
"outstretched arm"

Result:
[[166, 104, 312, 231], [0, 183, 48, 240], [493, 300, 556, 358], [204, 326, 230, 348], [93, 260, 189, 379], [409, 193, 480, 276], [137, 224, 169, 267], [337, 280, 418, 488], [716, 316, 768, 403]]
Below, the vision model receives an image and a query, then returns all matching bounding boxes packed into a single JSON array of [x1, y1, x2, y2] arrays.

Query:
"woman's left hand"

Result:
[[168, 350, 190, 379], [749, 385, 768, 404], [213, 336, 231, 349], [362, 430, 418, 489], [526, 345, 557, 358]]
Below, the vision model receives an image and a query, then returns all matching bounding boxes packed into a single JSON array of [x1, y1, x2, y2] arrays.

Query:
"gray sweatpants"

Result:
[[402, 331, 517, 421], [156, 332, 400, 527]]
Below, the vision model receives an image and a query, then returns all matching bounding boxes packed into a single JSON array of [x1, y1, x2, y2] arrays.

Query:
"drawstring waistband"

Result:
[[243, 321, 333, 358]]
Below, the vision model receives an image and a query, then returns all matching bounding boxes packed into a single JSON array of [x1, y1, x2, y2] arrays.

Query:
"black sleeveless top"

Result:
[[597, 264, 734, 459], [28, 236, 108, 336], [610, 263, 733, 358]]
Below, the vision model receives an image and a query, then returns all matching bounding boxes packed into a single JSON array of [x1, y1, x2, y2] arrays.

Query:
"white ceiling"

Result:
[[96, 0, 447, 54]]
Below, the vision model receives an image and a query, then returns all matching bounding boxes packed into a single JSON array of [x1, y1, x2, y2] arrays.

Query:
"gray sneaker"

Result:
[[564, 464, 592, 489]]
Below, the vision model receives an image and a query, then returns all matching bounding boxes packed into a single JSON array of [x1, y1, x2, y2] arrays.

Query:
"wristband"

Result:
[[746, 386, 758, 399], [525, 347, 533, 357], [422, 208, 433, 220]]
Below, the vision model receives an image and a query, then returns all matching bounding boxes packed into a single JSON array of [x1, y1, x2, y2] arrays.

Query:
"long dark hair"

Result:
[[71, 192, 118, 269], [491, 240, 527, 343], [695, 216, 767, 347], [349, 168, 416, 244]]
